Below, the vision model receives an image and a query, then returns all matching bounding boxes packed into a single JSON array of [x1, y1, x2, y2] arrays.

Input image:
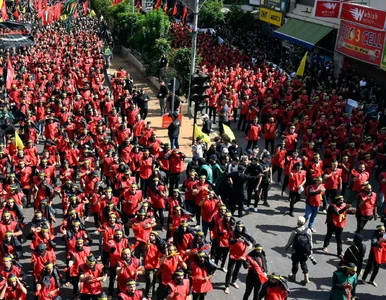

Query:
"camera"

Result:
[[308, 255, 317, 265]]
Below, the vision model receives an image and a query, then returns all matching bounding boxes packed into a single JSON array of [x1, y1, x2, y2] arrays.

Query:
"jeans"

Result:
[[170, 136, 179, 149], [304, 204, 319, 229], [377, 192, 385, 217], [159, 98, 166, 115], [202, 220, 210, 237]]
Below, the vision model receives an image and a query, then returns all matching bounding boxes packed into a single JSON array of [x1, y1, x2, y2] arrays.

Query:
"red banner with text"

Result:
[[314, 0, 341, 18], [340, 2, 386, 31], [336, 20, 385, 66]]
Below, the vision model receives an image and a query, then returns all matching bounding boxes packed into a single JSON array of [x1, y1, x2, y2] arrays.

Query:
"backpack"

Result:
[[293, 232, 311, 255]]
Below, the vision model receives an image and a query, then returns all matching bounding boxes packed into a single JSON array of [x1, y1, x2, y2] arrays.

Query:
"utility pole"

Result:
[[132, 0, 135, 13], [188, 0, 199, 115]]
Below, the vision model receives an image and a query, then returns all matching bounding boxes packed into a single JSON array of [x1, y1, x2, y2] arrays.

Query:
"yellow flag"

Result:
[[194, 124, 210, 144], [296, 52, 308, 77], [89, 10, 96, 17], [222, 124, 235, 141], [15, 131, 24, 150]]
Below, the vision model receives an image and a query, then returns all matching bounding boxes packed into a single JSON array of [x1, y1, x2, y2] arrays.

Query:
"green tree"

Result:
[[108, 2, 137, 46], [198, 0, 224, 28], [225, 5, 256, 30], [169, 47, 201, 94], [91, 0, 112, 17], [133, 9, 171, 75]]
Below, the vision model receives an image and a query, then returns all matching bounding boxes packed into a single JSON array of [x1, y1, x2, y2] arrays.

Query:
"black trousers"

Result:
[[156, 283, 168, 300], [108, 266, 117, 296], [238, 114, 247, 131], [155, 208, 165, 228], [225, 258, 242, 287], [265, 139, 274, 154], [282, 175, 289, 192], [193, 293, 206, 300], [323, 222, 343, 255], [71, 276, 80, 297], [363, 251, 380, 282], [325, 189, 338, 204], [289, 191, 301, 214], [257, 182, 269, 204], [215, 246, 229, 268], [243, 272, 262, 300], [272, 166, 283, 183], [185, 200, 195, 215], [246, 181, 258, 207], [356, 212, 373, 233], [291, 253, 308, 274], [246, 140, 258, 150], [169, 173, 181, 194], [145, 268, 157, 299], [209, 106, 217, 123]]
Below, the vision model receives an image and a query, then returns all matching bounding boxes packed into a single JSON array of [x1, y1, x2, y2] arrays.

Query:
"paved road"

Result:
[[20, 54, 385, 300]]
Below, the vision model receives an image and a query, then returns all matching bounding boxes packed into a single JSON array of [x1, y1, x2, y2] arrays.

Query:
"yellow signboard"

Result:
[[260, 7, 283, 27]]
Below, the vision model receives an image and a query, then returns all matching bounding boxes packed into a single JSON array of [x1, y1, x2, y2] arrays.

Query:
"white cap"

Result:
[[297, 216, 306, 226], [202, 114, 209, 119], [222, 148, 229, 154]]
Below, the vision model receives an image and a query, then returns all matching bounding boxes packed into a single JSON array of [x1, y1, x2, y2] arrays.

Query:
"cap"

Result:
[[297, 216, 306, 226]]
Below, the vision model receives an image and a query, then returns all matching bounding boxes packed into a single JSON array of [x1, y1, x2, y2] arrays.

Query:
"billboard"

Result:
[[340, 2, 386, 30], [314, 0, 341, 18], [260, 7, 283, 27], [260, 0, 286, 12], [336, 20, 385, 66]]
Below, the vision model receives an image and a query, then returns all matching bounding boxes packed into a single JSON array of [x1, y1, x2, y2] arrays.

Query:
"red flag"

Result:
[[172, 2, 177, 15], [6, 58, 14, 90], [1, 0, 8, 21], [163, 3, 168, 13], [182, 6, 187, 23], [48, 7, 53, 24], [37, 0, 43, 18], [13, 9, 20, 22], [154, 0, 161, 10], [43, 0, 47, 8], [83, 0, 88, 15], [54, 3, 62, 21]]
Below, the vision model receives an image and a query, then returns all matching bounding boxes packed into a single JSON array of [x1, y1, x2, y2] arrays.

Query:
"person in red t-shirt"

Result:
[[322, 161, 342, 211], [263, 117, 277, 154]]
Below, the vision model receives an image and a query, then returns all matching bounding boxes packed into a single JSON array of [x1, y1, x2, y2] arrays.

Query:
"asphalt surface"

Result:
[[19, 55, 386, 300]]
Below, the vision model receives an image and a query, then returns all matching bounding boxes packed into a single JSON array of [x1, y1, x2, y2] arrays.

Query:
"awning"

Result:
[[273, 19, 333, 50]]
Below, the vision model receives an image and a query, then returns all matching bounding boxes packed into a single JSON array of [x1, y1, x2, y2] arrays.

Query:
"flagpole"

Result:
[[188, 0, 198, 114], [132, 0, 135, 13]]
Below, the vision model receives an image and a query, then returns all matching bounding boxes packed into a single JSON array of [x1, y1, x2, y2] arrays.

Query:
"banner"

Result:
[[335, 20, 385, 66], [260, 7, 282, 27], [0, 22, 34, 49], [374, 243, 386, 264], [314, 0, 341, 18], [161, 113, 182, 128], [341, 2, 386, 31]]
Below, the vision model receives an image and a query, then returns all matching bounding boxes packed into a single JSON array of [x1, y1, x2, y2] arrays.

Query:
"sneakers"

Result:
[[262, 202, 270, 207], [289, 212, 294, 217], [243, 205, 249, 211], [288, 274, 296, 282], [230, 282, 239, 289], [253, 208, 258, 212], [368, 281, 378, 287], [221, 267, 227, 273], [310, 228, 316, 233]]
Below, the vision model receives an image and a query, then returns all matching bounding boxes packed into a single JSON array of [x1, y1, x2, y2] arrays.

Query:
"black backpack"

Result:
[[293, 232, 311, 255]]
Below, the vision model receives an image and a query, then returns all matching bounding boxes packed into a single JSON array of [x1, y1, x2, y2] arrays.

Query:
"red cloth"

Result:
[[6, 58, 14, 90], [374, 242, 386, 264]]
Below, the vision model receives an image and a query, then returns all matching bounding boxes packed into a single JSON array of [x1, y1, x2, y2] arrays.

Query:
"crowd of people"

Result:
[[0, 2, 384, 300]]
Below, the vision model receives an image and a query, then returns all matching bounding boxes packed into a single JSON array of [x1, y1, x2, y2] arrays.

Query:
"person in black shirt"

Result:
[[245, 157, 263, 212], [228, 139, 242, 161], [228, 165, 258, 217], [157, 81, 168, 116], [202, 114, 212, 135], [137, 89, 149, 120], [257, 155, 272, 207], [168, 112, 181, 149]]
